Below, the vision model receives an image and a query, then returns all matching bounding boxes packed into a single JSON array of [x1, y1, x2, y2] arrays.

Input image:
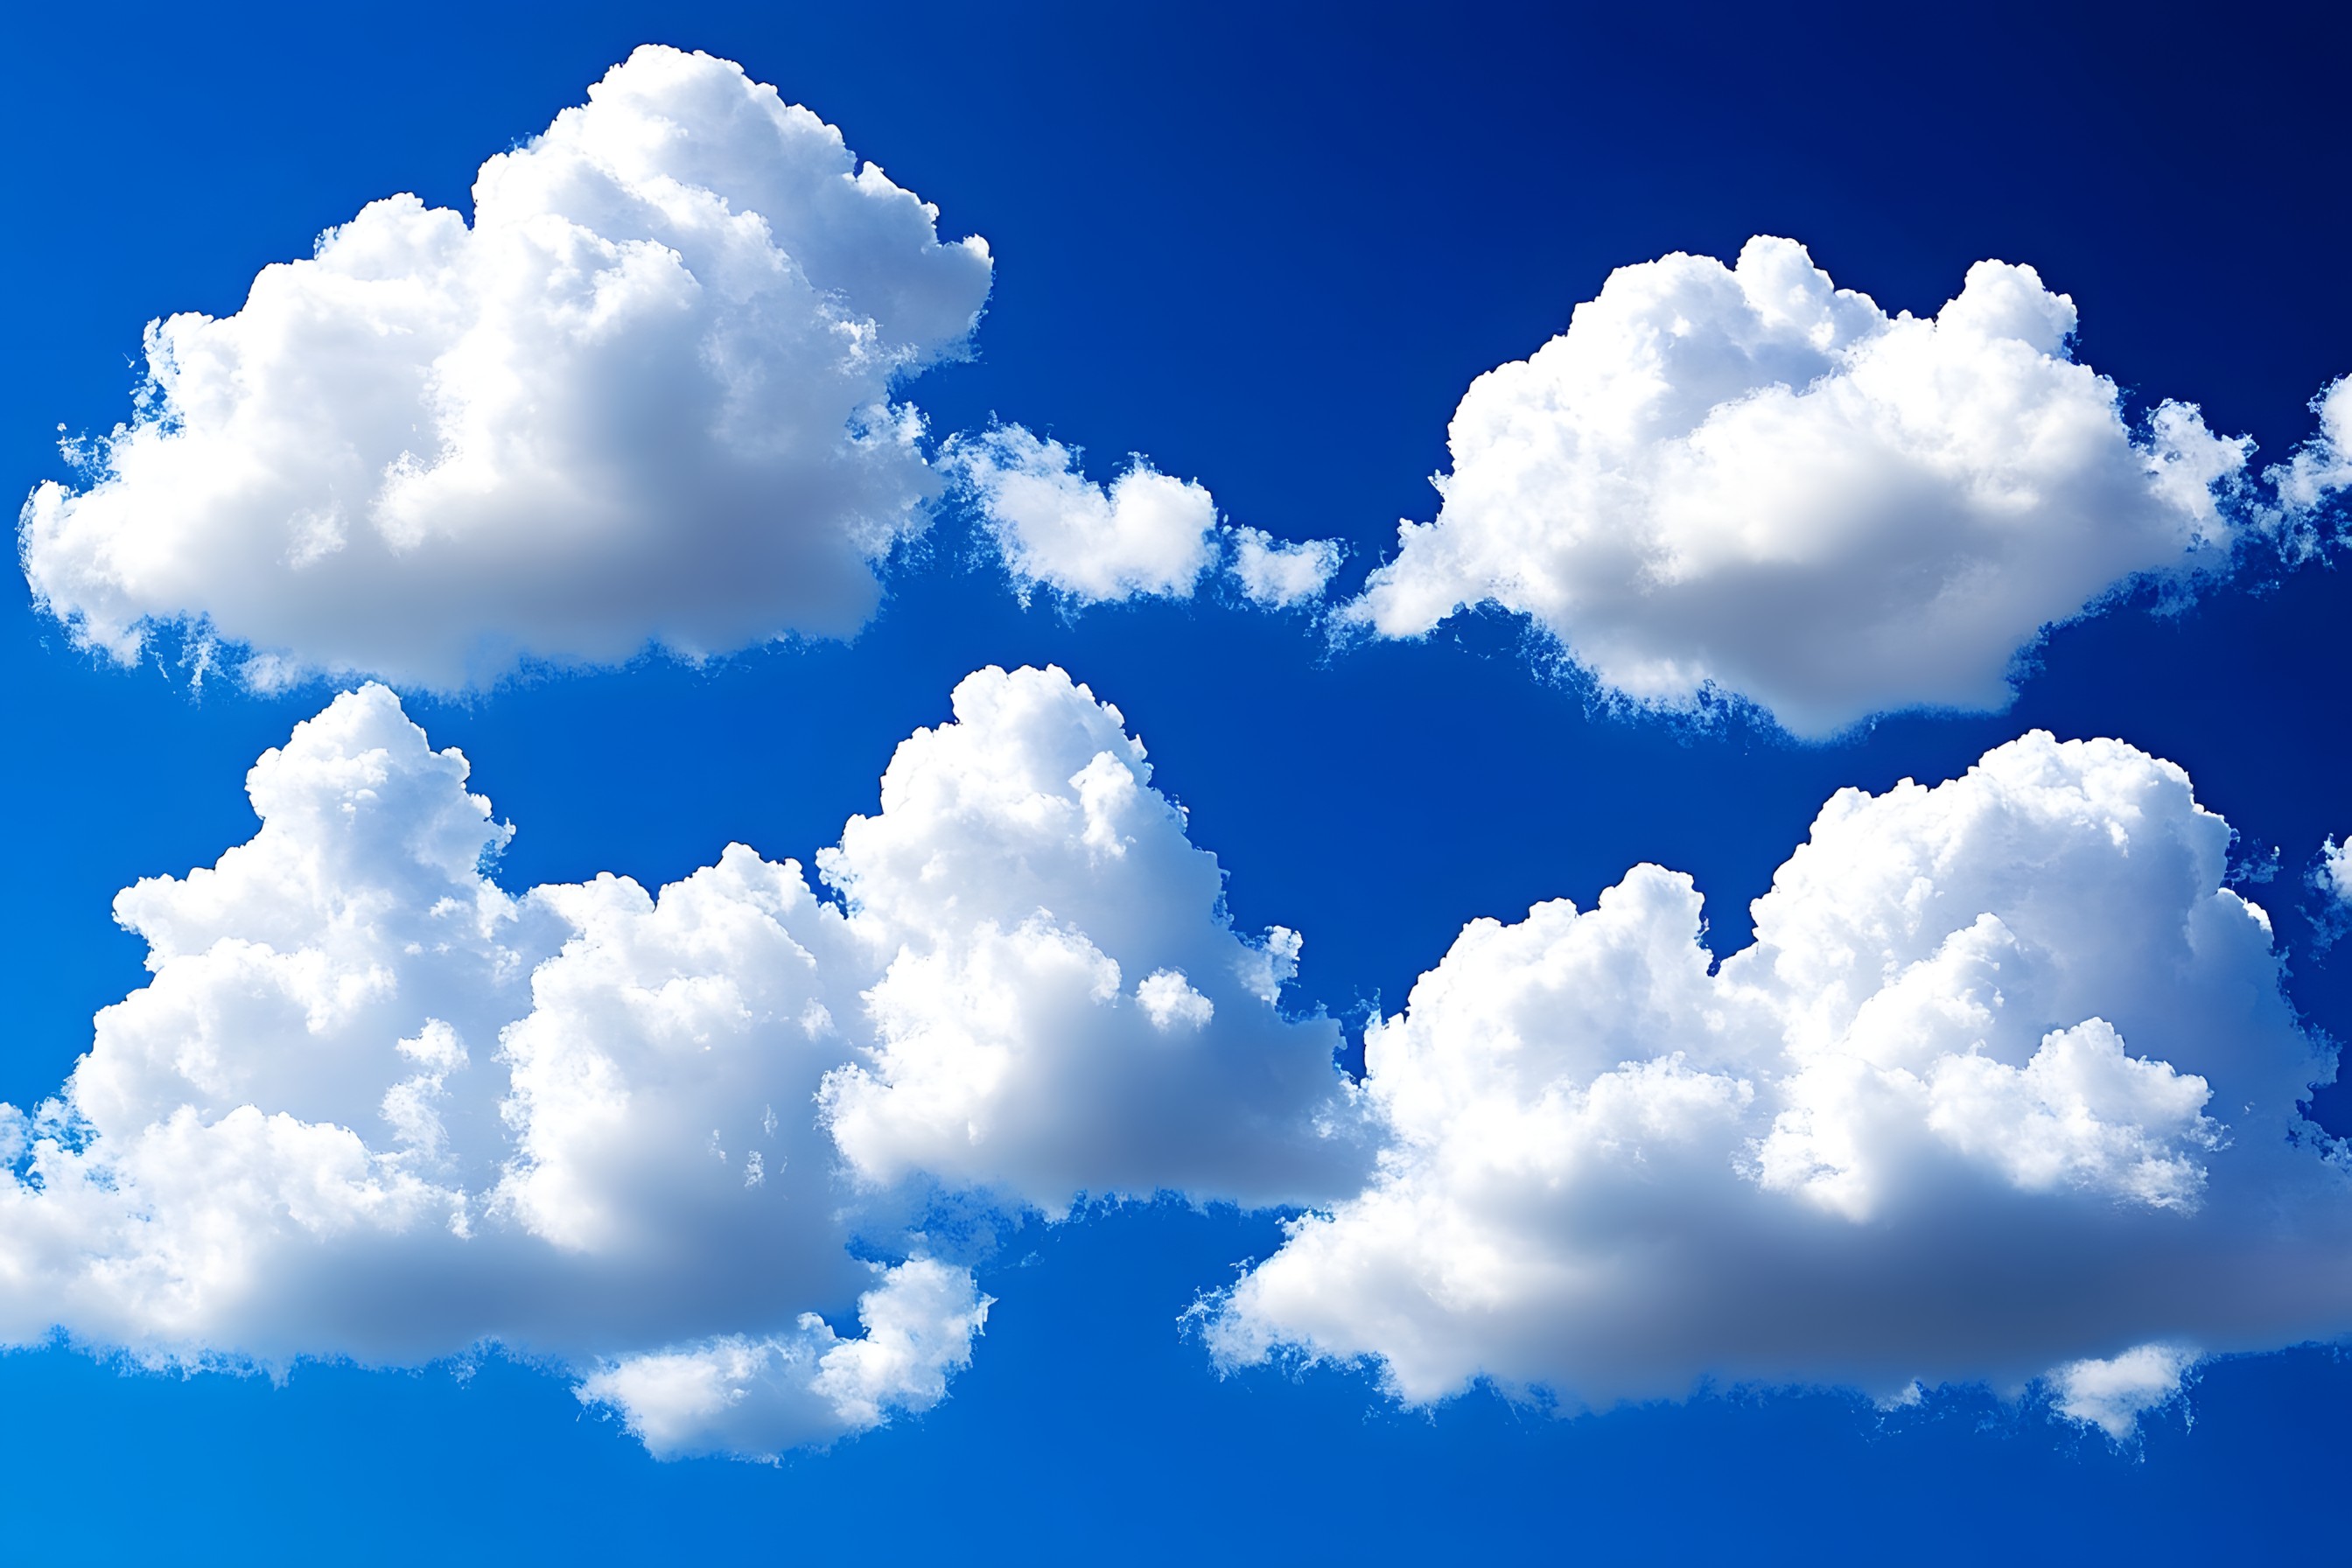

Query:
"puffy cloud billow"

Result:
[[2308, 831, 2352, 949], [1344, 237, 2251, 737], [1229, 525, 1346, 610], [1208, 732, 2352, 1432], [949, 424, 1342, 608], [12, 668, 2348, 1454], [0, 667, 1362, 1460], [19, 46, 993, 691]]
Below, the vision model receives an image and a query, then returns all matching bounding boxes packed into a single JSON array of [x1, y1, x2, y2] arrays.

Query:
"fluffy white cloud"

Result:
[[2273, 375, 2352, 521], [2048, 1342, 2198, 1440], [952, 426, 1220, 603], [0, 667, 1360, 1459], [19, 46, 992, 691], [1344, 237, 2250, 737], [1230, 525, 1344, 609], [1208, 731, 2352, 1431], [949, 425, 1343, 608], [575, 1259, 991, 1460], [2308, 831, 2352, 949]]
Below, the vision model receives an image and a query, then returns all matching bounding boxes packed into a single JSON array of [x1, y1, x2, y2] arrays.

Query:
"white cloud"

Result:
[[2308, 833, 2352, 949], [815, 664, 1369, 1212], [21, 652, 2342, 1449], [576, 1259, 991, 1460], [2319, 836, 2352, 906], [0, 667, 1361, 1459], [19, 46, 993, 691], [1343, 237, 2250, 737], [1208, 731, 2352, 1429], [951, 426, 1220, 603], [2048, 1342, 2198, 1441], [2272, 375, 2352, 521], [949, 424, 1344, 609], [1230, 526, 1343, 608]]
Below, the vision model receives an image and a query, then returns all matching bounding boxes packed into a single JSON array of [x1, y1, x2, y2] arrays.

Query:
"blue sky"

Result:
[[4, 1, 2351, 1558]]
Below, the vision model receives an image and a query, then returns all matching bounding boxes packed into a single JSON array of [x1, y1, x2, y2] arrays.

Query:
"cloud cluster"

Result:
[[19, 46, 993, 691], [9, 660, 2349, 1452], [1208, 731, 2352, 1430], [948, 425, 1341, 608], [0, 668, 1361, 1459], [1344, 237, 2250, 737], [1229, 525, 1346, 610], [2308, 831, 2352, 951], [814, 664, 1367, 1211]]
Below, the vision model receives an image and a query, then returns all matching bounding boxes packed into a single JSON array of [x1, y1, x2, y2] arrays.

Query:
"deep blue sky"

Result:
[[3, 1, 2349, 1558]]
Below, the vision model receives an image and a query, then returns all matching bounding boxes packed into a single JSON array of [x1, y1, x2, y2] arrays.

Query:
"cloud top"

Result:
[[20, 46, 992, 691]]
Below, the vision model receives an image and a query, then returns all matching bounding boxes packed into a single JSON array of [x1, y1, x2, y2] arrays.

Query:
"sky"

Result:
[[3, 0, 2351, 1558]]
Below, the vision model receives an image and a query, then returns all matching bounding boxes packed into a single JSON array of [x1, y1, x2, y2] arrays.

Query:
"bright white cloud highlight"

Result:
[[949, 425, 1343, 608], [19, 46, 992, 691], [0, 667, 1360, 1459], [1345, 237, 2250, 737], [1208, 732, 2352, 1428]]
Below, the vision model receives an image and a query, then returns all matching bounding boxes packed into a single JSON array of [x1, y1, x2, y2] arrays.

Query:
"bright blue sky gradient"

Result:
[[3, 2, 2349, 1558]]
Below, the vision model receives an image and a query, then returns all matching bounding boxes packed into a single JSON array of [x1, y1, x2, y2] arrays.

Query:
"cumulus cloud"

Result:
[[951, 426, 1220, 603], [574, 1259, 991, 1460], [1344, 237, 2250, 737], [19, 46, 993, 691], [2272, 375, 2352, 522], [815, 665, 1368, 1211], [0, 668, 1361, 1459], [2048, 1343, 2198, 1441], [948, 425, 1342, 608], [2307, 833, 2352, 950], [1208, 731, 2352, 1429], [1230, 526, 1344, 609]]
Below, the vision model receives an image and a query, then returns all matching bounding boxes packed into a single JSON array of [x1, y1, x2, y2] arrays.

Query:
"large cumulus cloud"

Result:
[[0, 667, 1362, 1460], [1344, 237, 2250, 737], [1208, 731, 2352, 1431], [18, 46, 992, 691]]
